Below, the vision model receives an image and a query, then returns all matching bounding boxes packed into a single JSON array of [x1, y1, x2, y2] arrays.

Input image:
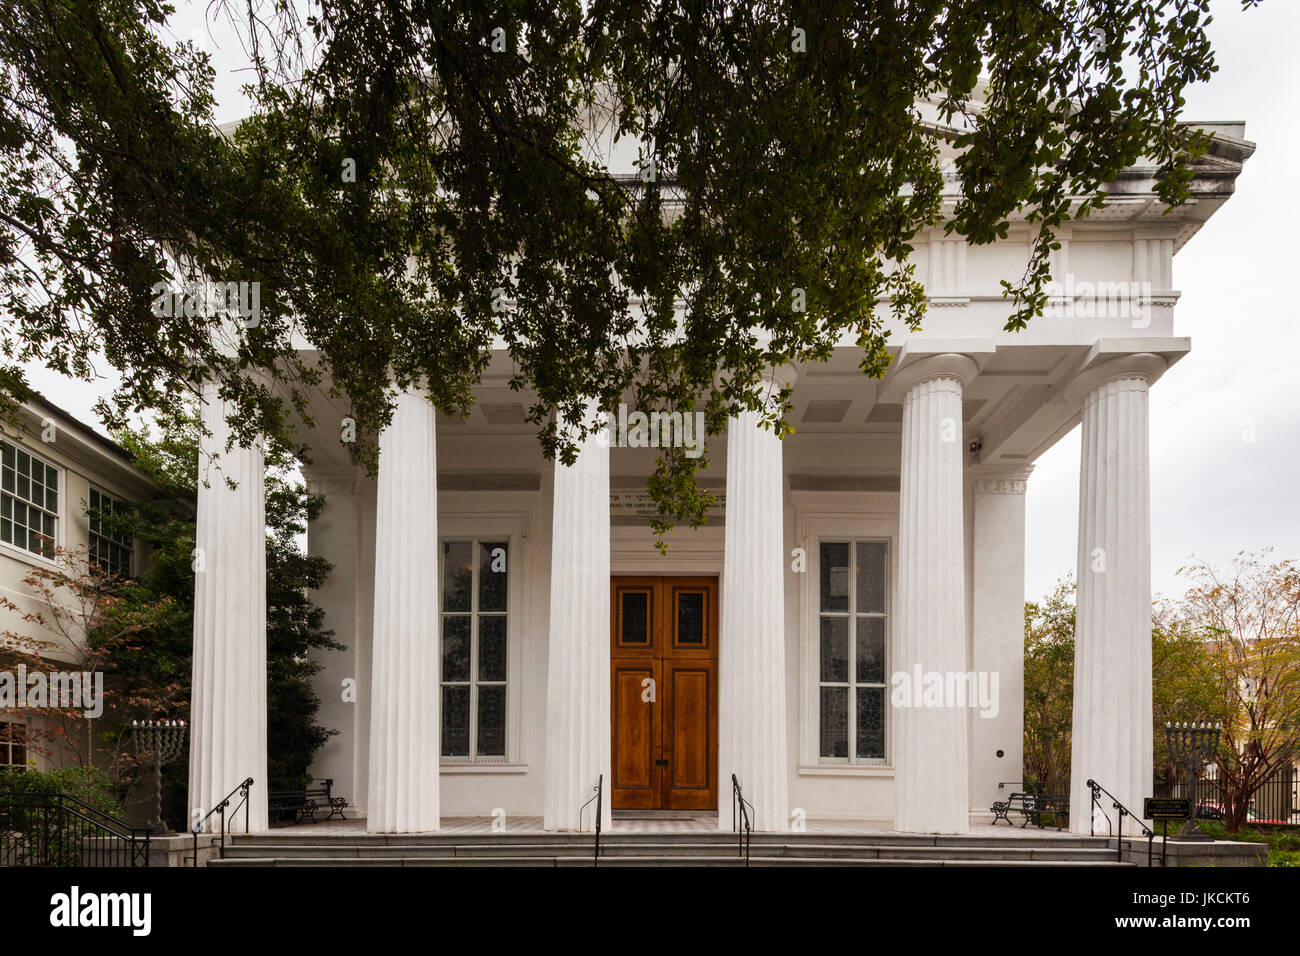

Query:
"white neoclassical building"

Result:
[[186, 116, 1253, 836]]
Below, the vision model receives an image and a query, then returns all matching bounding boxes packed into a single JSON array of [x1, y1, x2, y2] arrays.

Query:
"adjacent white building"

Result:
[[0, 397, 154, 770], [186, 116, 1254, 835]]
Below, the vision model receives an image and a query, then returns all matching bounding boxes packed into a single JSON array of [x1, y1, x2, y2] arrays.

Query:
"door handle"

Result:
[[654, 759, 671, 767]]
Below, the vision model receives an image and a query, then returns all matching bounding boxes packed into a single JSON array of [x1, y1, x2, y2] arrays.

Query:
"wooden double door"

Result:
[[610, 576, 719, 810]]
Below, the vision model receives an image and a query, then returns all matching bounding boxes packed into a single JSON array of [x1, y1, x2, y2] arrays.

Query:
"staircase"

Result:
[[210, 830, 1133, 866]]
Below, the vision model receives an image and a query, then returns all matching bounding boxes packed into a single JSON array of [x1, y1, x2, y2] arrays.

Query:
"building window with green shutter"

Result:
[[0, 440, 59, 559], [818, 539, 889, 764], [439, 538, 509, 760], [88, 487, 133, 578]]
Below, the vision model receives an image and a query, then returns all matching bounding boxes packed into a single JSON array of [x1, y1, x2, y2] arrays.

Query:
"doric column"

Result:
[[968, 465, 1032, 819], [894, 354, 977, 834], [367, 388, 440, 832], [189, 382, 268, 833], [543, 408, 612, 831], [1068, 354, 1165, 833], [717, 367, 793, 832]]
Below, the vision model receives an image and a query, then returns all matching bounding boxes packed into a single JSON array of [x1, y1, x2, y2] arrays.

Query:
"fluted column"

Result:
[[717, 368, 792, 832], [189, 382, 268, 833], [894, 354, 976, 834], [367, 388, 440, 832], [543, 409, 611, 831], [1068, 355, 1164, 833], [968, 465, 1032, 819]]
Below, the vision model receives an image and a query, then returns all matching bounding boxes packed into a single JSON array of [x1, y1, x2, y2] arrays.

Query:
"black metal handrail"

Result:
[[1087, 778, 1161, 867], [0, 791, 152, 866], [731, 774, 752, 867], [191, 777, 253, 867], [579, 774, 603, 866]]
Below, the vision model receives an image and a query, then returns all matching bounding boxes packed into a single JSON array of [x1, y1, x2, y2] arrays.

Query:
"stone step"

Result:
[[209, 853, 1133, 868], [232, 831, 1105, 849], [221, 841, 1121, 862]]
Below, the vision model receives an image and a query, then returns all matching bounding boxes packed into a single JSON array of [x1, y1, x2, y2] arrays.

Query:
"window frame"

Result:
[[797, 509, 898, 773], [0, 718, 27, 771], [87, 486, 134, 578], [815, 536, 890, 766], [0, 438, 61, 563], [436, 514, 527, 768]]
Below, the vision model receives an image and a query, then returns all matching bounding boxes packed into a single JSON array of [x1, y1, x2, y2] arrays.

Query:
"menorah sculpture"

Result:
[[1165, 721, 1221, 842], [132, 719, 187, 834]]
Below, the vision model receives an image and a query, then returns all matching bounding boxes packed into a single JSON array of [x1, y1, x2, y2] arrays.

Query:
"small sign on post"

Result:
[[1143, 797, 1191, 821]]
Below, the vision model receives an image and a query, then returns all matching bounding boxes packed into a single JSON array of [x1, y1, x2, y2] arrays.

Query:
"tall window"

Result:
[[818, 540, 888, 763], [1, 440, 58, 558], [440, 539, 509, 760], [88, 487, 133, 577], [0, 720, 26, 771]]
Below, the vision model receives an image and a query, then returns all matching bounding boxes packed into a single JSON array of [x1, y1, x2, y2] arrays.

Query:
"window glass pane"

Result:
[[856, 541, 887, 614], [441, 686, 470, 757], [1, 444, 11, 468], [441, 541, 473, 612], [819, 687, 848, 759], [441, 615, 471, 682], [478, 541, 508, 612], [620, 591, 649, 644], [676, 592, 705, 644], [820, 542, 850, 612], [856, 687, 886, 760], [478, 615, 507, 682], [856, 617, 886, 685], [819, 617, 849, 682], [477, 685, 506, 757]]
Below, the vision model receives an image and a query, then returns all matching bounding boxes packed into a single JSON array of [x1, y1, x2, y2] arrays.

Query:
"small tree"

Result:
[[1177, 552, 1300, 832], [0, 546, 180, 786], [1023, 578, 1076, 795]]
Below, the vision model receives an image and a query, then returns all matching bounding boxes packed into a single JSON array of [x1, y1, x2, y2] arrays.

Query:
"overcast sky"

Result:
[[22, 0, 1297, 602]]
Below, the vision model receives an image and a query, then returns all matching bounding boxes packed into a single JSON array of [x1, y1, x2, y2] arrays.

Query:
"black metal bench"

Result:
[[268, 779, 348, 825], [991, 792, 1069, 829]]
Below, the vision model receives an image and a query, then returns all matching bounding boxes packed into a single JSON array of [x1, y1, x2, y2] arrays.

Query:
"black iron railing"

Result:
[[1087, 778, 1160, 867], [579, 774, 603, 866], [191, 777, 253, 867], [0, 792, 151, 867], [731, 774, 752, 867]]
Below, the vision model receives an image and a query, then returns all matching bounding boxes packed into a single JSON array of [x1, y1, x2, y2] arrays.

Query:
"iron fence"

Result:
[[1153, 766, 1300, 825]]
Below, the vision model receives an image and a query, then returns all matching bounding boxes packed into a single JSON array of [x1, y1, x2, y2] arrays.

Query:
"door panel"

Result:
[[611, 659, 660, 809], [610, 576, 718, 810], [662, 661, 717, 809]]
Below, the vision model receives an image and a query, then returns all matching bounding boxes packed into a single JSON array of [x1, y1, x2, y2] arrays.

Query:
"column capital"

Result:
[[1062, 352, 1167, 406], [969, 464, 1034, 496], [760, 363, 798, 391], [883, 352, 980, 402]]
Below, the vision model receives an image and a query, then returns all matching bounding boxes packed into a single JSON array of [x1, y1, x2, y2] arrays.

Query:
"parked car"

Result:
[[1197, 802, 1225, 820]]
